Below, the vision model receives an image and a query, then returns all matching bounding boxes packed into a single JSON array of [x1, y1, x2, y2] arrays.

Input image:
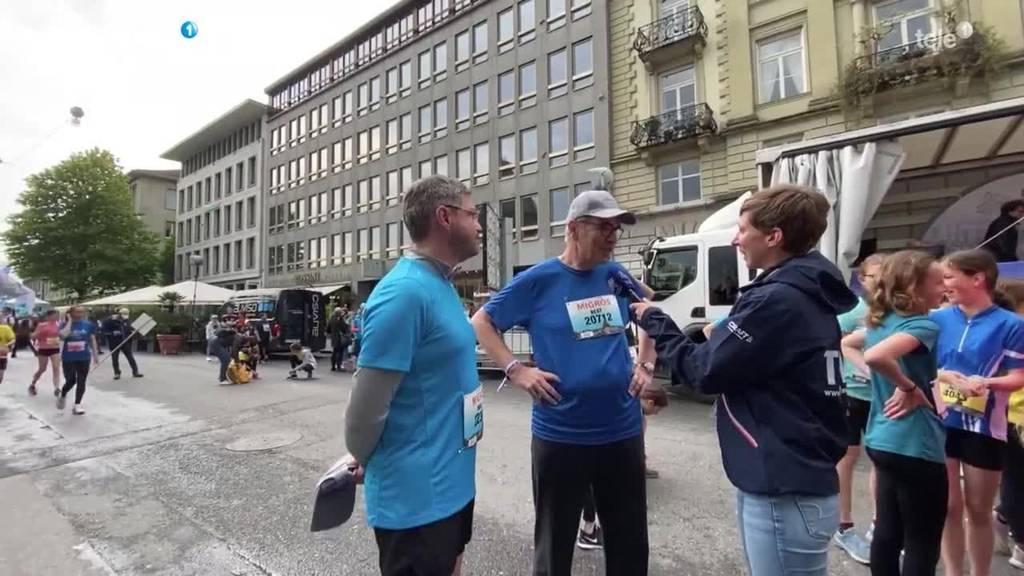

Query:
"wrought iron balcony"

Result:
[[629, 104, 717, 149], [632, 7, 707, 61], [857, 40, 937, 69]]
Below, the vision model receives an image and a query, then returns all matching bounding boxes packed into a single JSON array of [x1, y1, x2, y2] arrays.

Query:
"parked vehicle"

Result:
[[221, 288, 325, 353]]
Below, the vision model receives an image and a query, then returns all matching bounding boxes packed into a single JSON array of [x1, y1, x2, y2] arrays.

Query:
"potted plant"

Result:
[[158, 291, 186, 312], [154, 312, 190, 355]]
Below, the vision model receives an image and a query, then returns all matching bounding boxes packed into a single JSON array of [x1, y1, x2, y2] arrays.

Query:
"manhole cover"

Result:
[[225, 431, 302, 452]]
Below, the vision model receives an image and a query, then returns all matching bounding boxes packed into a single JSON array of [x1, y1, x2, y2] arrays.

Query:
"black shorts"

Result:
[[0, 357, 7, 370], [374, 500, 474, 576], [36, 348, 59, 357], [845, 395, 871, 446], [946, 427, 1006, 471]]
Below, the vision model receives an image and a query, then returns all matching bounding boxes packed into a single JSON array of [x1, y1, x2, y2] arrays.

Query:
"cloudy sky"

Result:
[[0, 0, 399, 247]]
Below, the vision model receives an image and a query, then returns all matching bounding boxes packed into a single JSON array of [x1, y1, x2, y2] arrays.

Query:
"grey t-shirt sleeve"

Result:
[[344, 367, 403, 464]]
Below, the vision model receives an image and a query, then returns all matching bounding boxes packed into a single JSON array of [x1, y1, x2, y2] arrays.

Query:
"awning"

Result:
[[757, 96, 1024, 169], [80, 281, 235, 306], [311, 283, 350, 295]]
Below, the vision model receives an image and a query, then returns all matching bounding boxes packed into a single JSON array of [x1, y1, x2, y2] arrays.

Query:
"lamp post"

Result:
[[189, 253, 204, 352]]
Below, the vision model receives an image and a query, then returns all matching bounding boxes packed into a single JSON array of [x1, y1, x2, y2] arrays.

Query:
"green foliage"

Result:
[[158, 236, 176, 285], [839, 24, 1009, 108], [145, 307, 192, 335], [3, 149, 159, 299], [157, 291, 185, 311]]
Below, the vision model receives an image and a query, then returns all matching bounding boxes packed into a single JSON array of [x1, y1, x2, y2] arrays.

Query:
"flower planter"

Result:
[[156, 334, 184, 355]]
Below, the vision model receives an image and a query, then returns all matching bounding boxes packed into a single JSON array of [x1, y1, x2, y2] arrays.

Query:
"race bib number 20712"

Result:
[[565, 295, 625, 340]]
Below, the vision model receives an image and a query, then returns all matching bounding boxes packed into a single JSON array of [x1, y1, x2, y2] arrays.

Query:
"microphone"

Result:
[[608, 268, 645, 303]]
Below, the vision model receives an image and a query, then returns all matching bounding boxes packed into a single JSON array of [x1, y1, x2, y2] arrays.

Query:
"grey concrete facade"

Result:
[[126, 169, 178, 239], [263, 0, 610, 294], [162, 100, 267, 291]]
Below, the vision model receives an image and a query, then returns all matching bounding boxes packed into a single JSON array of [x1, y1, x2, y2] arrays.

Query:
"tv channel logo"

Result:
[[181, 21, 198, 39]]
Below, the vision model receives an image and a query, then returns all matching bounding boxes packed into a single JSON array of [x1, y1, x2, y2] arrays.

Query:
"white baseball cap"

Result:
[[566, 190, 636, 225]]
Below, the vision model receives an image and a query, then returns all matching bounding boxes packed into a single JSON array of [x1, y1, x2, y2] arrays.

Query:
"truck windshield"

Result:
[[646, 246, 698, 301]]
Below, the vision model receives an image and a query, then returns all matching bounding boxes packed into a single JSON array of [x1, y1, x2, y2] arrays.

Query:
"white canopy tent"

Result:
[[81, 281, 235, 307]]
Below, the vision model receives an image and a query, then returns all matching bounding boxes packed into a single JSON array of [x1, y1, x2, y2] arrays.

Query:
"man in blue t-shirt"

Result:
[[473, 188, 655, 575], [343, 176, 482, 576]]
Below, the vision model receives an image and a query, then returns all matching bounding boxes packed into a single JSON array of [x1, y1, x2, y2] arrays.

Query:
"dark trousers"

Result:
[[867, 447, 948, 576], [532, 435, 648, 576], [110, 340, 138, 375], [259, 338, 270, 361], [213, 342, 231, 381], [999, 430, 1024, 545], [582, 486, 596, 524], [61, 360, 90, 404], [11, 336, 33, 357], [331, 340, 347, 370]]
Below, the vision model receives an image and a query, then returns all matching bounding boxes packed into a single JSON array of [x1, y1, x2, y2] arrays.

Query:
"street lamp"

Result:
[[189, 253, 204, 352]]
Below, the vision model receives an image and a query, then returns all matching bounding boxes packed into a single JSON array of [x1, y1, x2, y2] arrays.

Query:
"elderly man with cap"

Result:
[[472, 183, 655, 576], [102, 307, 142, 379]]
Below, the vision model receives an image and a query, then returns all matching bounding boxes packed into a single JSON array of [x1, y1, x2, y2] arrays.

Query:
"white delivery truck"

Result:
[[641, 97, 1024, 395]]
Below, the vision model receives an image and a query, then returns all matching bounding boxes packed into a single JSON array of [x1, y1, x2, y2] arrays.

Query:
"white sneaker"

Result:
[[1011, 544, 1024, 570]]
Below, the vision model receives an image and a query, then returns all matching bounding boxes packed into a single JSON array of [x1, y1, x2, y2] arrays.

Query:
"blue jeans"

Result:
[[736, 491, 838, 576]]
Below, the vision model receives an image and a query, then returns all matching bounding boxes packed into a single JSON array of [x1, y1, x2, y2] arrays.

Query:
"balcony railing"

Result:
[[857, 40, 938, 69], [632, 7, 707, 59], [630, 104, 717, 149]]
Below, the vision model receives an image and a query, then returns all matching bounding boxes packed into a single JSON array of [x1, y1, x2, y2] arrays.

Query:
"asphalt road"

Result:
[[0, 351, 1011, 575]]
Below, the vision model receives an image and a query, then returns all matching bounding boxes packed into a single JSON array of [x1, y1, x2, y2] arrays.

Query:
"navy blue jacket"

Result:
[[639, 251, 857, 496]]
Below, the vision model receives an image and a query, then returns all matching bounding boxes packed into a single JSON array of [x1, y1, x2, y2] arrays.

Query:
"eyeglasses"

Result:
[[576, 217, 624, 239], [442, 204, 480, 219]]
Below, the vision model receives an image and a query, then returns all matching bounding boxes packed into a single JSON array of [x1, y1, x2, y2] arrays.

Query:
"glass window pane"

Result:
[[548, 0, 566, 19], [456, 31, 470, 60], [499, 135, 516, 167], [419, 50, 432, 79], [499, 71, 514, 103], [474, 22, 488, 54], [550, 118, 568, 153], [474, 143, 489, 174], [474, 81, 488, 111], [522, 194, 538, 237], [574, 109, 593, 147], [519, 0, 535, 32], [521, 128, 537, 161], [457, 89, 471, 119], [550, 187, 569, 223], [434, 42, 447, 72], [520, 61, 536, 95], [572, 38, 592, 76], [499, 9, 514, 43], [548, 49, 567, 85], [435, 99, 447, 128]]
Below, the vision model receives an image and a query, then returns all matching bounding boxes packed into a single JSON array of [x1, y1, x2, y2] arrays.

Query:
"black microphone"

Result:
[[608, 268, 644, 303]]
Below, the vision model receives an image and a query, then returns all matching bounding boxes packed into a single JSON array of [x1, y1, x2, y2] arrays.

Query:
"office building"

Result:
[[162, 99, 266, 290], [126, 169, 178, 238], [263, 0, 609, 297]]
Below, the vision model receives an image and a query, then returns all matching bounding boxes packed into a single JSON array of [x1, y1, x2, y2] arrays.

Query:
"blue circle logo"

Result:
[[181, 21, 198, 39]]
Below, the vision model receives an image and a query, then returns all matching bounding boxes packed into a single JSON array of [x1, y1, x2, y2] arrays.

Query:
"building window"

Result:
[[246, 238, 255, 269], [498, 70, 515, 112], [473, 81, 488, 121], [573, 109, 594, 160], [400, 113, 412, 148], [548, 0, 566, 27], [343, 183, 354, 216], [498, 8, 514, 49], [370, 126, 381, 159], [549, 117, 568, 167], [419, 104, 433, 142], [572, 37, 593, 88], [520, 127, 538, 174], [499, 134, 516, 179], [370, 226, 381, 260], [331, 187, 342, 219], [343, 231, 354, 264], [548, 48, 568, 98], [757, 29, 806, 104], [386, 118, 399, 153], [434, 41, 447, 77], [419, 49, 432, 84], [661, 65, 696, 113], [386, 222, 401, 258], [456, 88, 471, 127], [358, 228, 369, 261], [248, 156, 256, 187], [457, 147, 472, 182], [550, 186, 570, 236], [455, 30, 471, 65], [420, 159, 433, 178], [370, 176, 382, 210], [874, 0, 936, 52], [358, 130, 370, 163], [435, 98, 448, 134], [400, 60, 412, 93], [519, 0, 536, 41], [247, 197, 256, 228], [357, 179, 369, 213], [386, 170, 400, 206], [659, 160, 701, 205], [386, 66, 399, 98], [358, 82, 369, 114], [521, 194, 539, 240], [474, 142, 489, 185], [164, 188, 176, 211], [473, 21, 488, 61], [500, 198, 517, 240], [331, 234, 341, 266], [519, 61, 537, 100]]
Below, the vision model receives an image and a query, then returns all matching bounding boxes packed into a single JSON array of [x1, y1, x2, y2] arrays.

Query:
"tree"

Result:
[[157, 236, 176, 285], [4, 148, 159, 299]]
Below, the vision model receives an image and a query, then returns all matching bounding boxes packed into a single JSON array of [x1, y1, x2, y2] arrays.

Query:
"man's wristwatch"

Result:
[[636, 361, 655, 374]]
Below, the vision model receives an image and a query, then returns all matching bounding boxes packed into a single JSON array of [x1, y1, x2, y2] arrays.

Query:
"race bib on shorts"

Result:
[[939, 381, 989, 414], [462, 385, 484, 449], [66, 341, 86, 353], [565, 295, 625, 340]]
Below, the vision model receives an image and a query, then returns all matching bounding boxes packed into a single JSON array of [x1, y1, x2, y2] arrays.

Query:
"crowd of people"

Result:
[[329, 174, 1024, 576]]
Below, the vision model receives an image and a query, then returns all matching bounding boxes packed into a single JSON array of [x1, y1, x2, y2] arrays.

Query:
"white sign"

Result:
[[131, 313, 157, 336]]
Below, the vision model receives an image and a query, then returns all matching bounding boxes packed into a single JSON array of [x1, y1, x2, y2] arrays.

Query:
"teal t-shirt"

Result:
[[838, 298, 871, 401], [357, 257, 479, 529], [863, 313, 946, 463]]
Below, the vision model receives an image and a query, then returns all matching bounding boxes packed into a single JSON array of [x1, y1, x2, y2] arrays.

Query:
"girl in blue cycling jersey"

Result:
[[931, 250, 1024, 576]]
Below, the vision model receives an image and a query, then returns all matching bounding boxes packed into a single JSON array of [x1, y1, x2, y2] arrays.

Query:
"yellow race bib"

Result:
[[939, 381, 989, 414]]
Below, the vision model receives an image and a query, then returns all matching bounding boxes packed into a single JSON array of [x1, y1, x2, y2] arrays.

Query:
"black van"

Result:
[[221, 288, 326, 353]]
